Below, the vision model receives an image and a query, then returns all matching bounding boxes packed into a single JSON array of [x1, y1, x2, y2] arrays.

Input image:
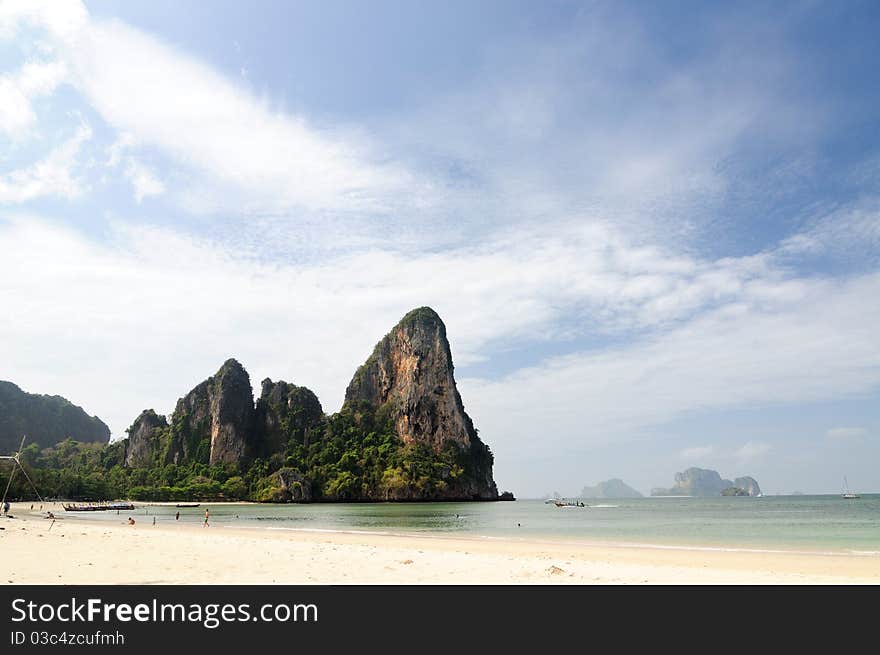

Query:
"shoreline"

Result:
[[3, 505, 879, 584]]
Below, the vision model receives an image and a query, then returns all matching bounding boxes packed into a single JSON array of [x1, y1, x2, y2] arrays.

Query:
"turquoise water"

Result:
[[49, 495, 880, 554]]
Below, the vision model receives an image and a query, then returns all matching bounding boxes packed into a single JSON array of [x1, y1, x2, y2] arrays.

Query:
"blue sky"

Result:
[[1, 0, 879, 496]]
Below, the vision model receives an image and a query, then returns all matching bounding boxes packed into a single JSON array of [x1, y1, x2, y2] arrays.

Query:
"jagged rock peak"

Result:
[[343, 306, 474, 451], [170, 358, 255, 466], [255, 378, 324, 456], [124, 409, 167, 468]]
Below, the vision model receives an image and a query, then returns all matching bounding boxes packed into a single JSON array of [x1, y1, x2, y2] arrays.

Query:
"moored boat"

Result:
[[63, 502, 135, 511]]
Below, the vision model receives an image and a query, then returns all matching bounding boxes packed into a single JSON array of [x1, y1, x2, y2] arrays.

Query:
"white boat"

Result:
[[842, 476, 860, 499], [554, 499, 587, 508]]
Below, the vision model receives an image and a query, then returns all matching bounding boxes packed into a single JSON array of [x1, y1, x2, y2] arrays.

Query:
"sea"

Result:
[[49, 495, 880, 555]]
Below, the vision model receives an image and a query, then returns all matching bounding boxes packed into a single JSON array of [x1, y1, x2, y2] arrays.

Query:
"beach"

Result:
[[2, 504, 879, 585]]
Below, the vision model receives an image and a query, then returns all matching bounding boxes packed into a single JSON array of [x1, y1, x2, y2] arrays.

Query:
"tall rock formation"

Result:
[[254, 378, 324, 456], [0, 380, 110, 453], [166, 359, 255, 466], [123, 409, 168, 467], [343, 307, 498, 500]]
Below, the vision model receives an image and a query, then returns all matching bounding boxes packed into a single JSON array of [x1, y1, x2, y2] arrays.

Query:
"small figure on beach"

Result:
[[203, 508, 209, 527], [175, 511, 180, 521], [46, 511, 55, 519], [2, 500, 9, 516], [127, 517, 135, 525], [152, 516, 156, 526]]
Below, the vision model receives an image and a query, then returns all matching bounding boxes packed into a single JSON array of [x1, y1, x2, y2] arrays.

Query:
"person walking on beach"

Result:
[[203, 508, 209, 527], [175, 511, 180, 521], [2, 500, 9, 516]]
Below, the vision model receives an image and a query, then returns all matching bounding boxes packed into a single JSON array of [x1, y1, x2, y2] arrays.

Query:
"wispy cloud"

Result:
[[1, 2, 421, 216], [826, 427, 868, 440], [0, 122, 91, 203], [0, 59, 68, 137], [124, 158, 165, 203]]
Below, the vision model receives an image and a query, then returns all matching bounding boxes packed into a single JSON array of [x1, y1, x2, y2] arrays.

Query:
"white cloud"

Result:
[[0, 122, 91, 203], [0, 0, 87, 40], [462, 271, 880, 459], [679, 446, 714, 460], [124, 158, 165, 203], [779, 202, 880, 261], [0, 59, 68, 137], [2, 4, 420, 215], [826, 427, 868, 440]]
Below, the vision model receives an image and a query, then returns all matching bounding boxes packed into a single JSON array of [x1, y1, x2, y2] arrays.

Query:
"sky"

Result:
[[1, 0, 879, 497]]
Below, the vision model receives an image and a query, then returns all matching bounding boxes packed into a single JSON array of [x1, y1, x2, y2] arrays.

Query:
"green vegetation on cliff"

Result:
[[0, 403, 493, 502], [1, 307, 499, 503]]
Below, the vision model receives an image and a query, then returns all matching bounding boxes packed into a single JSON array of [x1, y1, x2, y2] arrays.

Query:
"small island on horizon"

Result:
[[651, 467, 762, 497]]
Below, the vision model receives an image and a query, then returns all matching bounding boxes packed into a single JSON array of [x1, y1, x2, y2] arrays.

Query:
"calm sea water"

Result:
[[50, 495, 880, 554]]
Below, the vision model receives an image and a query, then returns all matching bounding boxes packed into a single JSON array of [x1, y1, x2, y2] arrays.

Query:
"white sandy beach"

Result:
[[2, 503, 878, 585]]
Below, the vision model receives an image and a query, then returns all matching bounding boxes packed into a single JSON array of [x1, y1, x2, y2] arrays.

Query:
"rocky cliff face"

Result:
[[0, 380, 111, 453], [166, 359, 255, 466], [651, 468, 762, 497], [344, 307, 474, 450], [124, 409, 167, 467], [344, 307, 498, 500], [254, 378, 323, 456], [114, 310, 502, 502]]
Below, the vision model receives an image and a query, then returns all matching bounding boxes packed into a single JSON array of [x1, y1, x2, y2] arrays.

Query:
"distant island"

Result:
[[651, 467, 761, 497], [579, 478, 643, 499], [1, 308, 508, 503]]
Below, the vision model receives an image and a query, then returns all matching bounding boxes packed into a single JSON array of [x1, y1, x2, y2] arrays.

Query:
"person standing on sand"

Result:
[[204, 508, 209, 527], [175, 511, 180, 521]]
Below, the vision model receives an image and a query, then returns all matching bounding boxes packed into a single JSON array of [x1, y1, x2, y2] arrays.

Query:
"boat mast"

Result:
[[1, 436, 44, 506]]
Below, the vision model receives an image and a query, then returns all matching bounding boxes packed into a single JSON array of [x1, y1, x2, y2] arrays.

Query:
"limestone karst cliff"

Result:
[[343, 307, 498, 500], [123, 409, 167, 468], [253, 378, 323, 457], [651, 467, 762, 497], [117, 307, 500, 501], [166, 358, 256, 466]]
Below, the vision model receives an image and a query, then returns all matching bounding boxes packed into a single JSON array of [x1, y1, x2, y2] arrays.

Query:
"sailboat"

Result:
[[842, 476, 860, 499]]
